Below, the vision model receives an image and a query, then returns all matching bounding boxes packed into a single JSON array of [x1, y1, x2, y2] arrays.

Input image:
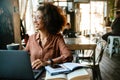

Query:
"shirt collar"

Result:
[[35, 32, 52, 41], [35, 32, 40, 40]]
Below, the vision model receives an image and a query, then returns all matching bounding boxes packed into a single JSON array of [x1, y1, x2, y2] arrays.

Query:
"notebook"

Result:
[[0, 50, 45, 80]]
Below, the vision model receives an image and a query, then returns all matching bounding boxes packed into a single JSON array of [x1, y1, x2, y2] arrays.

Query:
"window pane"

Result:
[[59, 2, 67, 6], [54, 2, 59, 6], [68, 2, 73, 12], [74, 0, 90, 3], [58, 0, 67, 1], [54, 0, 67, 1]]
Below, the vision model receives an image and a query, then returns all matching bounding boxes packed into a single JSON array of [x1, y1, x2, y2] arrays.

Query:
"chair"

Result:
[[77, 35, 104, 63], [105, 36, 120, 58], [76, 38, 102, 63], [75, 49, 93, 63], [78, 40, 106, 80]]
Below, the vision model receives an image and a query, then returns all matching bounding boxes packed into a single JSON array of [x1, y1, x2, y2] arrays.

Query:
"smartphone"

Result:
[[52, 64, 62, 69]]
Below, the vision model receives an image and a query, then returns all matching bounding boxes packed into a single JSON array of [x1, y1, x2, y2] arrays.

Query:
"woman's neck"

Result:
[[38, 30, 49, 41]]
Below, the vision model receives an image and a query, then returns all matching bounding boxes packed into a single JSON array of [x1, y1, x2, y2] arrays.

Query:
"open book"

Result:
[[45, 68, 90, 80], [45, 62, 85, 75]]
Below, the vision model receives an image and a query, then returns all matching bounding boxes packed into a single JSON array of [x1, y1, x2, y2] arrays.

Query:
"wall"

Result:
[[0, 0, 21, 49]]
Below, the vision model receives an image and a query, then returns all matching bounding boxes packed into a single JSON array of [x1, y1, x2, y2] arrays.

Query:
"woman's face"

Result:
[[33, 11, 44, 30]]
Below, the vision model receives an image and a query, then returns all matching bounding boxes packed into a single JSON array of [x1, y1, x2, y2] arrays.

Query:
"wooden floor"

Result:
[[100, 52, 120, 80]]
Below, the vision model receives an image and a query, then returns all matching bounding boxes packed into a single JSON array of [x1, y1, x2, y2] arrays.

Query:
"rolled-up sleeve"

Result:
[[52, 35, 73, 64]]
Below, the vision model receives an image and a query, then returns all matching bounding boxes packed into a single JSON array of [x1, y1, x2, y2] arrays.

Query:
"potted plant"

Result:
[[108, 0, 115, 22]]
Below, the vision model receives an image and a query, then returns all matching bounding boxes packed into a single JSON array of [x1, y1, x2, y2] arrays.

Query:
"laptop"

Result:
[[0, 50, 45, 80]]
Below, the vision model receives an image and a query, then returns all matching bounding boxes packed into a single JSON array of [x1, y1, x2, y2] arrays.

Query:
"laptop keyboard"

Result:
[[33, 67, 45, 79], [33, 69, 40, 76]]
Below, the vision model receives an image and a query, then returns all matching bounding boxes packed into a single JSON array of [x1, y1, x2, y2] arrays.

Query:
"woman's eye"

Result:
[[32, 16, 42, 21], [38, 16, 43, 19], [38, 17, 42, 19]]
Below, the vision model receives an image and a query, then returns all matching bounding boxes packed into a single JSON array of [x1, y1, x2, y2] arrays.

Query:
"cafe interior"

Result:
[[0, 0, 120, 80]]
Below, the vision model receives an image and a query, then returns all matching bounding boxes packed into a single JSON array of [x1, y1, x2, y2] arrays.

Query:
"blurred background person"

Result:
[[102, 10, 120, 41], [63, 22, 76, 38]]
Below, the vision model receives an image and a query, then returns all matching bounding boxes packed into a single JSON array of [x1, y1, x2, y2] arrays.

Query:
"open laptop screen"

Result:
[[0, 50, 44, 80]]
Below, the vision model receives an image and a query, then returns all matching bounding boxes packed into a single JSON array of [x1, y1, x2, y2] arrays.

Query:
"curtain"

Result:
[[19, 0, 36, 35], [19, 0, 28, 20], [25, 0, 35, 35]]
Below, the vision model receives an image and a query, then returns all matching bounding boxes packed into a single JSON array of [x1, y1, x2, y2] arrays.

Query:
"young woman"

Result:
[[24, 3, 73, 69]]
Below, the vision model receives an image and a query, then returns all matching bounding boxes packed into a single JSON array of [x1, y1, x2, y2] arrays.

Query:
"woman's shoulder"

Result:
[[28, 33, 39, 40], [55, 33, 63, 38], [50, 33, 63, 40], [29, 34, 35, 38]]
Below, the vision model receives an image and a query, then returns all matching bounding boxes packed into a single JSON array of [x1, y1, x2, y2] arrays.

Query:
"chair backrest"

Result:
[[95, 40, 106, 64], [107, 36, 120, 47], [106, 36, 120, 58]]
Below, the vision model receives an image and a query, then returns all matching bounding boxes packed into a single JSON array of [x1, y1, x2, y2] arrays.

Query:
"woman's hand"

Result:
[[32, 59, 48, 69]]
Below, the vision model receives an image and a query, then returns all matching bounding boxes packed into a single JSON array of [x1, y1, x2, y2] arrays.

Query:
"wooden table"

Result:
[[64, 37, 96, 50], [64, 37, 96, 80]]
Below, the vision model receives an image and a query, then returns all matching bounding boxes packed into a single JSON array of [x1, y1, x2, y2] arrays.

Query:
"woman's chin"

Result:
[[35, 27, 39, 30], [34, 28, 39, 32]]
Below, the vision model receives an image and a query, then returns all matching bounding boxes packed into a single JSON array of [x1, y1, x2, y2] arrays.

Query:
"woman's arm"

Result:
[[52, 35, 73, 64]]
